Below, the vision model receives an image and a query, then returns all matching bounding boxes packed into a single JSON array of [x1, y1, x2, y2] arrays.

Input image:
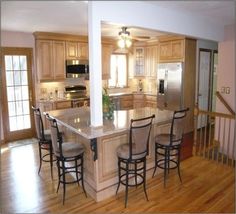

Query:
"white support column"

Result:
[[88, 2, 103, 127]]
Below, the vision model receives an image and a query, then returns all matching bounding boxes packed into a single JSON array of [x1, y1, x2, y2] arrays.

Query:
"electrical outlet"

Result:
[[221, 87, 225, 93], [226, 87, 230, 94]]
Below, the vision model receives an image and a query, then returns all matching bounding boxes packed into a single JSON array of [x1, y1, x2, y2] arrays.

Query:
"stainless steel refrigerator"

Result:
[[157, 62, 183, 110]]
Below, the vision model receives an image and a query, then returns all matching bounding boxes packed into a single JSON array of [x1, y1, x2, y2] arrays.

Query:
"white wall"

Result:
[[93, 1, 225, 42]]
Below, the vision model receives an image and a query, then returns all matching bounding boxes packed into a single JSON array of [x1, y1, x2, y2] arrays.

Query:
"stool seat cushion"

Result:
[[44, 129, 52, 141], [116, 143, 146, 160], [54, 142, 84, 158], [155, 134, 180, 146]]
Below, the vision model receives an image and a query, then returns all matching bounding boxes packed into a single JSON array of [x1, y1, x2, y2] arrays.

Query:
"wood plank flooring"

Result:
[[0, 139, 235, 213]]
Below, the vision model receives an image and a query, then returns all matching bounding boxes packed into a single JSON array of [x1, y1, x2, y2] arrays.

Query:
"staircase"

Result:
[[193, 91, 235, 166]]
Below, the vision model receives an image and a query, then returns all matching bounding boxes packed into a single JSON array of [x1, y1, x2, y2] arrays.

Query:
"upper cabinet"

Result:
[[134, 47, 145, 76], [159, 38, 184, 62], [66, 42, 88, 59], [145, 45, 158, 78], [102, 44, 113, 80], [34, 32, 115, 82], [35, 39, 66, 82]]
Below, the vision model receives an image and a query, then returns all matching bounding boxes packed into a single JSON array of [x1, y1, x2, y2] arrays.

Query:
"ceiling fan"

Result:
[[118, 26, 151, 42]]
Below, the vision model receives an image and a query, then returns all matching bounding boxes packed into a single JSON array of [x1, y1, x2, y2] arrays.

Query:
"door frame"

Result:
[[1, 47, 36, 142]]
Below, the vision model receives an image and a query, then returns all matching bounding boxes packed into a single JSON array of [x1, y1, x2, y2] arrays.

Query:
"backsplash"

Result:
[[37, 77, 157, 100]]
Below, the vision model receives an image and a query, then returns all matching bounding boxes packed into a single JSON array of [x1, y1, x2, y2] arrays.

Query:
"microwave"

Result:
[[66, 59, 89, 79]]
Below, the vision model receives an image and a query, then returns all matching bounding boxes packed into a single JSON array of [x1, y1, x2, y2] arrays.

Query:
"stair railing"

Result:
[[194, 106, 235, 167]]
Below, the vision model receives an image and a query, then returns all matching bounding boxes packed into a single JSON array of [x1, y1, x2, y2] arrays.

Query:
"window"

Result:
[[108, 54, 127, 88]]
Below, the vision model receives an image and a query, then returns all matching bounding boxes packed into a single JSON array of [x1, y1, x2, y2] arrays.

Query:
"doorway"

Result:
[[197, 48, 218, 128], [1, 47, 35, 142]]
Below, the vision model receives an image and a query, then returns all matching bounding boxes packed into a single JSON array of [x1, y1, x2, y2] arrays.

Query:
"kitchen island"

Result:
[[46, 107, 173, 201]]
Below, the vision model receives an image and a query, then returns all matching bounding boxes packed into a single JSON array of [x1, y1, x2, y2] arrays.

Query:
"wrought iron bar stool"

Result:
[[46, 114, 87, 204], [32, 106, 55, 179], [152, 108, 189, 187], [116, 114, 155, 208]]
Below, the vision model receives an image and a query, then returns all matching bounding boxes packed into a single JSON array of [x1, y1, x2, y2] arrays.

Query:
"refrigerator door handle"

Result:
[[164, 70, 168, 107]]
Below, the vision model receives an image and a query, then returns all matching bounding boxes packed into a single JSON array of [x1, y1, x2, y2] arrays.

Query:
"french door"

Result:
[[1, 47, 35, 142]]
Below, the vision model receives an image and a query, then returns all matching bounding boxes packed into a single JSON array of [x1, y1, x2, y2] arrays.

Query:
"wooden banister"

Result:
[[216, 91, 235, 116]]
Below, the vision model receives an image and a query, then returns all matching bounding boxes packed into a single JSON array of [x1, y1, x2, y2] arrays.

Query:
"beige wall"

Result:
[[216, 24, 235, 159], [217, 24, 235, 113]]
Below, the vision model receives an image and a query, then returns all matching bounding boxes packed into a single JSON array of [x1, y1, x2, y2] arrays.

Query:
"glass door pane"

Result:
[[5, 55, 31, 131]]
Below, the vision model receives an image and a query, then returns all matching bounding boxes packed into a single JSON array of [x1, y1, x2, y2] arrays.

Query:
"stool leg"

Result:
[[125, 161, 129, 208], [152, 144, 157, 178], [135, 161, 138, 188], [81, 157, 87, 197], [56, 160, 60, 193], [75, 159, 79, 186], [177, 147, 182, 183], [38, 143, 42, 174], [116, 158, 121, 195], [62, 160, 66, 205], [164, 148, 168, 187], [49, 143, 53, 179], [143, 158, 148, 201]]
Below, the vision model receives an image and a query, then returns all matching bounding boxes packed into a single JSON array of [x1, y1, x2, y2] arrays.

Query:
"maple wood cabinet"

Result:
[[35, 40, 66, 82], [66, 41, 88, 59], [102, 44, 113, 80], [145, 45, 158, 78], [120, 95, 133, 110], [133, 94, 145, 108], [134, 47, 145, 76], [159, 39, 184, 62], [145, 95, 157, 108]]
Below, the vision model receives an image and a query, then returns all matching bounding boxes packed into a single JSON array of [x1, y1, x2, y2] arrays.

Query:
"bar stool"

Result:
[[46, 114, 87, 204], [32, 106, 54, 179], [152, 108, 189, 187], [116, 114, 155, 208]]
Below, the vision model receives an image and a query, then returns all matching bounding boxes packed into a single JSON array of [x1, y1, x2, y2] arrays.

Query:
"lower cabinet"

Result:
[[120, 95, 133, 110], [133, 94, 145, 108], [145, 95, 157, 108]]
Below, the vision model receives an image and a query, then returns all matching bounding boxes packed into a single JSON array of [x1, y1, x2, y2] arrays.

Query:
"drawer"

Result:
[[120, 95, 133, 101], [133, 94, 144, 100], [55, 101, 72, 109], [145, 95, 157, 102]]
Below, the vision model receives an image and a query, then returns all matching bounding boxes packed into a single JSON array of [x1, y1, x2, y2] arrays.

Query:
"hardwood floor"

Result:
[[1, 139, 235, 213]]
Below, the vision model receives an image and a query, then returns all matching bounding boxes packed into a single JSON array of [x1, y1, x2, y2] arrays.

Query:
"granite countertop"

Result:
[[37, 92, 156, 103], [45, 107, 172, 140], [109, 91, 156, 97], [37, 96, 90, 103]]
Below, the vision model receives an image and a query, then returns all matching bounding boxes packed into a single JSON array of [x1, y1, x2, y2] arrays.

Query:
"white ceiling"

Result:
[[1, 1, 235, 39]]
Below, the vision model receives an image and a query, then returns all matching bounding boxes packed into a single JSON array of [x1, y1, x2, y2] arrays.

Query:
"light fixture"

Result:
[[117, 27, 132, 49]]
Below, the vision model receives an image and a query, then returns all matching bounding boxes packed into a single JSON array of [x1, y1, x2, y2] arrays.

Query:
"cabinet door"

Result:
[[134, 47, 145, 76], [78, 43, 88, 59], [53, 41, 66, 79], [159, 42, 172, 61], [145, 46, 158, 78], [66, 42, 78, 58], [36, 40, 53, 81], [102, 45, 113, 79], [120, 95, 133, 110], [159, 40, 184, 62], [55, 101, 71, 109], [172, 40, 184, 59]]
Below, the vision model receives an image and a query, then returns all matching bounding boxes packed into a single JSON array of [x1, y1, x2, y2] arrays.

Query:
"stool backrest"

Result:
[[46, 115, 62, 157], [170, 108, 189, 146], [129, 114, 155, 159], [32, 106, 45, 141]]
